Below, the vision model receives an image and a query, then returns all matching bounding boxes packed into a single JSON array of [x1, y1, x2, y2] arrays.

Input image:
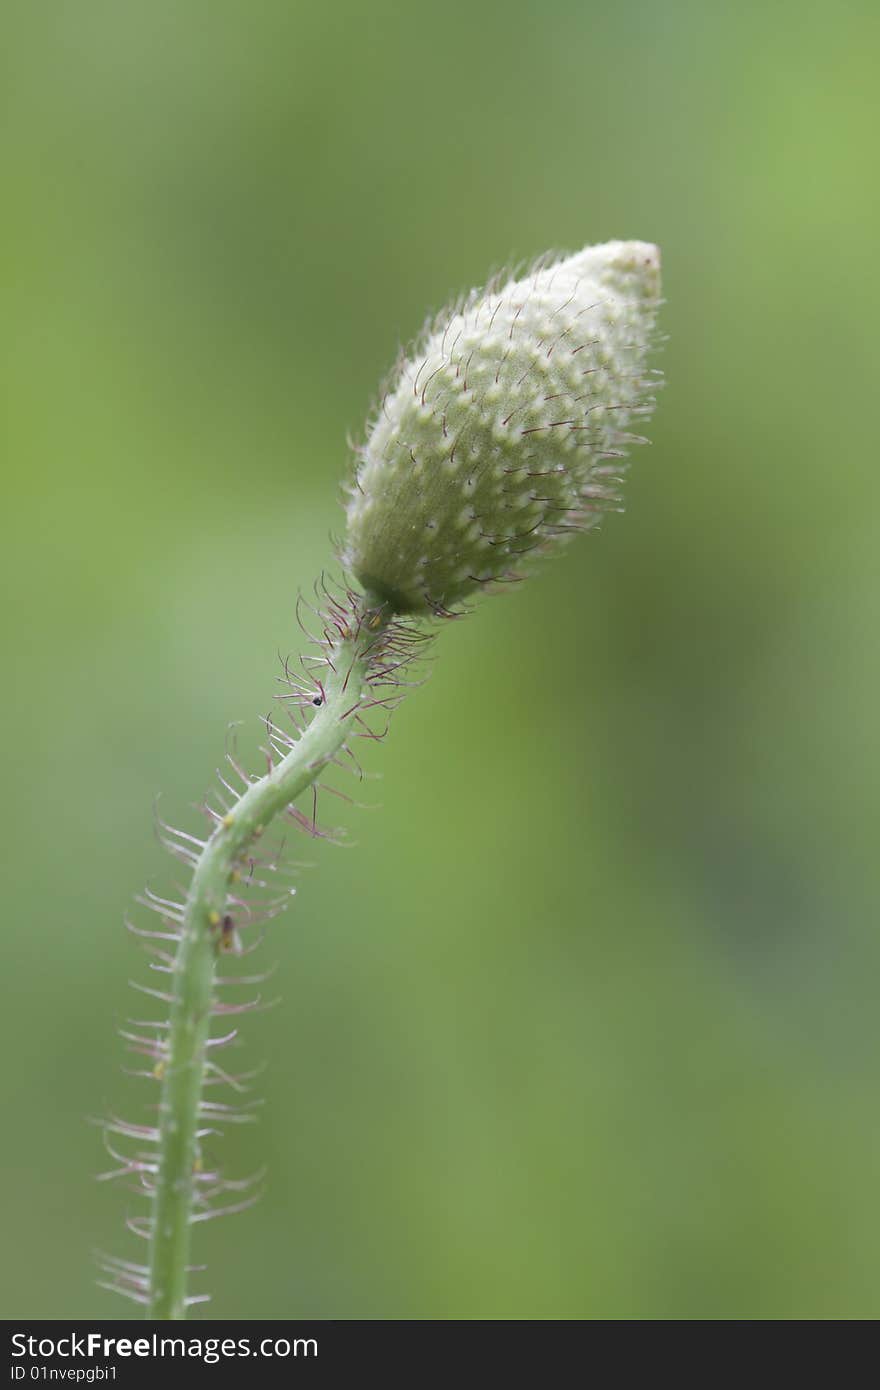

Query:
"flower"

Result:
[[345, 241, 662, 615]]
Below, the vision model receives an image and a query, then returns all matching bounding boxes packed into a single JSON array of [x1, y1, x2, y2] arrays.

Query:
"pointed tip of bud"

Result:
[[345, 240, 664, 615], [584, 239, 662, 300]]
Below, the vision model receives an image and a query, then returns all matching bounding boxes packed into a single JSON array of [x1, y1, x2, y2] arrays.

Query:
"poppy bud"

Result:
[[345, 241, 662, 614]]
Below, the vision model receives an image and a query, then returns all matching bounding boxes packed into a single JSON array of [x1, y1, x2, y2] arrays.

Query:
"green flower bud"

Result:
[[345, 241, 662, 615]]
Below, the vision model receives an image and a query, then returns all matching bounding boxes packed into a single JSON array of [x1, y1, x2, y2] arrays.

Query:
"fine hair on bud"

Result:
[[345, 241, 663, 616]]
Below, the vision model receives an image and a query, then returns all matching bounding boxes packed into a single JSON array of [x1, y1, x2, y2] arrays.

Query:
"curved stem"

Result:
[[148, 607, 386, 1319]]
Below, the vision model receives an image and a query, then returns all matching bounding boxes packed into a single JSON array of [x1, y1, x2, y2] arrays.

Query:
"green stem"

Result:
[[148, 608, 385, 1319]]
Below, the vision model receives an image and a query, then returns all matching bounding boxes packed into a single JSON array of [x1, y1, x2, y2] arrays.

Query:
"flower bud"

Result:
[[345, 241, 662, 614]]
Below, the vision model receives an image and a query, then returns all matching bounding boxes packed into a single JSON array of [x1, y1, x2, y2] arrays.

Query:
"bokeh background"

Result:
[[3, 0, 879, 1320]]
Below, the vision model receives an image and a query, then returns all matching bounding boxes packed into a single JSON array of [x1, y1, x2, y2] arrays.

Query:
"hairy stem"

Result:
[[148, 604, 386, 1319]]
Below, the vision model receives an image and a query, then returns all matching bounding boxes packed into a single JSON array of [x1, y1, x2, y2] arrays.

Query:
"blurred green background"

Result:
[[3, 0, 879, 1320]]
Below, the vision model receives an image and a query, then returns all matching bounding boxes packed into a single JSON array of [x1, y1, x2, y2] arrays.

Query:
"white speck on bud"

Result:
[[345, 241, 662, 614]]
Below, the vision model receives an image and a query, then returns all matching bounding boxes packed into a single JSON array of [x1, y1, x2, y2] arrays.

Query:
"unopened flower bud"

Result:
[[345, 241, 662, 614]]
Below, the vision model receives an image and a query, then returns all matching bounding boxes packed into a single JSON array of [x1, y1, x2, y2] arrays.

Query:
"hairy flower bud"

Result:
[[345, 241, 662, 614]]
